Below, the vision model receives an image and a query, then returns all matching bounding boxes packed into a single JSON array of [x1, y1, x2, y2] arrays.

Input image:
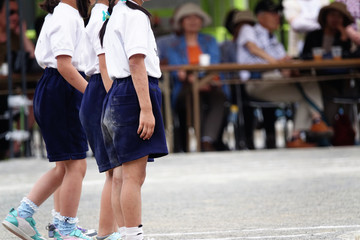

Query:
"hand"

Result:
[[137, 108, 155, 140], [337, 24, 349, 41], [15, 21, 27, 36], [178, 70, 187, 82], [187, 73, 196, 83], [279, 56, 292, 62]]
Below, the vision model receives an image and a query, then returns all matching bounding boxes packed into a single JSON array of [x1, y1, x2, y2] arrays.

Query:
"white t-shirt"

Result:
[[103, 1, 161, 79], [35, 2, 86, 71], [84, 3, 108, 76]]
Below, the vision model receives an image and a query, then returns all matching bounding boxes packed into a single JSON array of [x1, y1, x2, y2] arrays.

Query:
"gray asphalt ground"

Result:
[[1, 147, 360, 240]]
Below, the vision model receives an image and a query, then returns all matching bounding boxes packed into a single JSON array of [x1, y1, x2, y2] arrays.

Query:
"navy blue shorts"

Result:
[[33, 68, 88, 162], [80, 74, 113, 172], [101, 76, 168, 166]]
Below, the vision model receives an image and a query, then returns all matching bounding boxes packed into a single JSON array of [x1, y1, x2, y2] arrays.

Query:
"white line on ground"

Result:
[[146, 225, 360, 237]]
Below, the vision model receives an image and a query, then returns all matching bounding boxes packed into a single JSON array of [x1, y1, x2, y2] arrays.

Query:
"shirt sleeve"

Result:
[[91, 20, 105, 56], [48, 16, 76, 58], [124, 10, 149, 59], [237, 24, 257, 47]]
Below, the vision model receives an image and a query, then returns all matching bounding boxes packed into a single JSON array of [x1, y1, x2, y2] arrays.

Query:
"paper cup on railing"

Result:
[[199, 54, 211, 66], [331, 46, 342, 60], [312, 47, 323, 61]]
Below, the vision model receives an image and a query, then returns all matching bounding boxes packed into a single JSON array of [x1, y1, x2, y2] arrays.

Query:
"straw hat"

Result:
[[233, 10, 256, 27], [173, 3, 212, 31], [318, 2, 354, 28]]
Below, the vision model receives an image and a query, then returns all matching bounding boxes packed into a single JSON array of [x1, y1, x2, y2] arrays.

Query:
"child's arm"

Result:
[[129, 54, 155, 140], [98, 54, 113, 92], [57, 55, 88, 93]]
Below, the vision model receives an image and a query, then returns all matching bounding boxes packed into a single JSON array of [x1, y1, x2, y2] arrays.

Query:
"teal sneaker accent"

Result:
[[47, 223, 97, 239], [2, 208, 46, 240], [57, 228, 93, 239], [104, 232, 122, 240]]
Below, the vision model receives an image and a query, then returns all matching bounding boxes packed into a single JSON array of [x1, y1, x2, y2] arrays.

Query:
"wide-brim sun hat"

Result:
[[233, 10, 256, 27], [318, 2, 354, 28], [173, 2, 212, 31]]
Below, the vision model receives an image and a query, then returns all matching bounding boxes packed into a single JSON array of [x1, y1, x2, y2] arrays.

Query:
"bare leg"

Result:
[[59, 159, 87, 217], [27, 162, 65, 206], [98, 170, 117, 237], [54, 189, 61, 213], [53, 163, 65, 215], [121, 156, 147, 227], [112, 166, 125, 229]]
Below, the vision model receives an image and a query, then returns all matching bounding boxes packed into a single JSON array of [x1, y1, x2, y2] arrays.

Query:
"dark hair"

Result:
[[100, 0, 152, 46], [0, 0, 4, 11], [224, 9, 239, 35], [125, 0, 151, 19], [77, 0, 90, 19], [39, 0, 60, 14]]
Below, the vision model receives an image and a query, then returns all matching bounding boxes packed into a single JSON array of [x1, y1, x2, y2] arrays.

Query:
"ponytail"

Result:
[[77, 0, 90, 19], [125, 0, 151, 19], [39, 0, 60, 14], [99, 0, 116, 47]]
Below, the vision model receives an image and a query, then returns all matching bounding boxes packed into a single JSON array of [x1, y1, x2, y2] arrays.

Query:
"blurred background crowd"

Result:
[[1, 0, 360, 159]]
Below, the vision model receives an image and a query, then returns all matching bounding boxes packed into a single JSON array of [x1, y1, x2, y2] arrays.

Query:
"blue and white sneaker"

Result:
[[53, 228, 93, 240], [2, 208, 46, 240], [47, 223, 97, 238], [103, 232, 122, 240]]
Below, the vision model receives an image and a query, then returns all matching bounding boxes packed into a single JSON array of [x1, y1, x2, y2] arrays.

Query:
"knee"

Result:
[[112, 173, 123, 187], [54, 164, 66, 177], [64, 159, 87, 178], [123, 170, 146, 187]]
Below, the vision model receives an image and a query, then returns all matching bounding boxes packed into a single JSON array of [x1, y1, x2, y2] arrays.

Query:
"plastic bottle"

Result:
[[253, 108, 266, 149], [274, 109, 286, 148], [226, 105, 238, 150]]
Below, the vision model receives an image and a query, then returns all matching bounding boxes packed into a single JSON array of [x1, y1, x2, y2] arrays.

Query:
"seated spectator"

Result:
[[237, 0, 332, 148], [221, 9, 256, 64], [302, 2, 353, 60], [301, 2, 355, 127], [221, 9, 259, 149], [283, 0, 329, 57], [162, 2, 227, 152], [0, 0, 37, 73]]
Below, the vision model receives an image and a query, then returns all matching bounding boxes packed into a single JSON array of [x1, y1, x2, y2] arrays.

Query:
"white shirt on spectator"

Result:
[[103, 1, 161, 80], [35, 2, 86, 71], [84, 3, 108, 76], [283, 0, 329, 57]]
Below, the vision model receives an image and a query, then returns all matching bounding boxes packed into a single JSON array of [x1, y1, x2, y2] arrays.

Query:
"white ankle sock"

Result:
[[118, 226, 126, 238], [125, 225, 143, 240]]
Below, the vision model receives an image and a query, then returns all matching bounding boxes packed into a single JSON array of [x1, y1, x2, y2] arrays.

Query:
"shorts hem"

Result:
[[117, 151, 168, 165], [48, 152, 87, 162], [98, 163, 116, 173]]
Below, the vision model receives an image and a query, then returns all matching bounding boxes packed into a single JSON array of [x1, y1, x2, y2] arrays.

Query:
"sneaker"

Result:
[[46, 223, 97, 239], [55, 228, 93, 240], [286, 137, 316, 148], [2, 208, 46, 240], [310, 119, 333, 137], [77, 225, 97, 237], [103, 232, 122, 240], [47, 223, 97, 238]]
